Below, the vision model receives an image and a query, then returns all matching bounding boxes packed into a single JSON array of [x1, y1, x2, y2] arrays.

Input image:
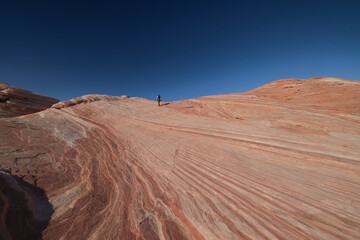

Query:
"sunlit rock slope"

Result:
[[0, 77, 359, 240], [0, 83, 59, 118]]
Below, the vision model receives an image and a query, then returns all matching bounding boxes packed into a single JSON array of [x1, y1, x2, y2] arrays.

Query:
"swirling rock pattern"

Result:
[[0, 77, 359, 239]]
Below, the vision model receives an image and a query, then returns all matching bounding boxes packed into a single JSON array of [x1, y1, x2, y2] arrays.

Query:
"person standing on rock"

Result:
[[156, 94, 161, 106]]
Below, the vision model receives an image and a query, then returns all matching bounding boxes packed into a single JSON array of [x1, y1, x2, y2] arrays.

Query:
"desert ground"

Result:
[[0, 77, 359, 239]]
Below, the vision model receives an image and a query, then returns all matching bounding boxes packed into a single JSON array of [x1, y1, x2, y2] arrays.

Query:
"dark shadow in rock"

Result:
[[0, 97, 9, 103], [160, 103, 170, 106], [0, 172, 54, 240]]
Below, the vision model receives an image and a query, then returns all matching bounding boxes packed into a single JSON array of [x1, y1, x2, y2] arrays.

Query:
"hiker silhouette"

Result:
[[156, 94, 161, 106]]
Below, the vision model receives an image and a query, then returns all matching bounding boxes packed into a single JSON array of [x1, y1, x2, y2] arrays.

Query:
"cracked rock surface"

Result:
[[0, 77, 360, 240]]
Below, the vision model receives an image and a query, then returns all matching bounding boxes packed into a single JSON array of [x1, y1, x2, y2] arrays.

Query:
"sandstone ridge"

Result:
[[0, 83, 59, 118], [244, 77, 360, 114], [51, 94, 129, 109], [0, 78, 359, 240]]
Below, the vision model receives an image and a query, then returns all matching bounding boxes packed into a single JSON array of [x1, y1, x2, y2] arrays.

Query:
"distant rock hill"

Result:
[[0, 78, 359, 240], [244, 77, 360, 114], [0, 83, 59, 118]]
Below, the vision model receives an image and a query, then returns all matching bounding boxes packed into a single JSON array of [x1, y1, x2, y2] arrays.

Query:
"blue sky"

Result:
[[1, 0, 360, 101]]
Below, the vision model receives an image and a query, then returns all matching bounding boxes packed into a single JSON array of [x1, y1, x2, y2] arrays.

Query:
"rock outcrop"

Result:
[[0, 77, 359, 239], [243, 77, 360, 114], [0, 83, 59, 118]]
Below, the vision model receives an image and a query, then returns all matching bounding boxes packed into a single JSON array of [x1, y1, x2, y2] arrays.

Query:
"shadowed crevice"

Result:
[[0, 172, 54, 240]]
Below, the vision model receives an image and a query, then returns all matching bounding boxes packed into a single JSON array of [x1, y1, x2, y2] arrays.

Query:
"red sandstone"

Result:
[[0, 83, 59, 118], [0, 77, 359, 239]]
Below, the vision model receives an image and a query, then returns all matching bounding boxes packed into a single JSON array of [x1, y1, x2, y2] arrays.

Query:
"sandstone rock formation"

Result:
[[0, 83, 59, 118], [0, 77, 359, 239]]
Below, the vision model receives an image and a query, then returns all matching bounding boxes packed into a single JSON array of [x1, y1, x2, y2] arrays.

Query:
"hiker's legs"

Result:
[[158, 100, 160, 106]]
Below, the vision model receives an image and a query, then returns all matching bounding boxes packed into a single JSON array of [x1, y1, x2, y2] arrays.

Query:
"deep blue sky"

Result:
[[1, 1, 360, 101]]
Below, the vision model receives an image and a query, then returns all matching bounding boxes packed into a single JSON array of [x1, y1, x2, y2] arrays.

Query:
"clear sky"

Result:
[[1, 0, 360, 101]]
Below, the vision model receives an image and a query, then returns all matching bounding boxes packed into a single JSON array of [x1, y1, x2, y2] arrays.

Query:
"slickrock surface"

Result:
[[243, 77, 360, 114], [1, 77, 360, 239], [0, 83, 59, 118]]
